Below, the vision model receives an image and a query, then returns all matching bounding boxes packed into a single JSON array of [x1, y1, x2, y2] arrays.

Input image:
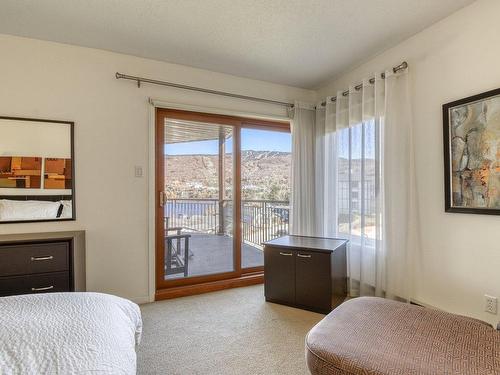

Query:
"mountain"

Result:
[[165, 150, 291, 201]]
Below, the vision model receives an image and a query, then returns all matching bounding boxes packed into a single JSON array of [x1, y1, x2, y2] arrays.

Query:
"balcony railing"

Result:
[[242, 200, 289, 247], [165, 198, 289, 248]]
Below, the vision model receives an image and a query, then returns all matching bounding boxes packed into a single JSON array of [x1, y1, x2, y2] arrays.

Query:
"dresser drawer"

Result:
[[0, 271, 70, 297], [0, 242, 69, 276]]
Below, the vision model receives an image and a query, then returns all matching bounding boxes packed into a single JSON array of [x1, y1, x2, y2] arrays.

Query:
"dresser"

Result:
[[0, 231, 85, 297], [264, 235, 347, 314]]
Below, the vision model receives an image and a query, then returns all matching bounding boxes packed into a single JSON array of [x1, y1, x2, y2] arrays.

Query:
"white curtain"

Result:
[[289, 101, 318, 236], [382, 70, 417, 301], [315, 98, 338, 238], [335, 76, 385, 298], [290, 68, 416, 301]]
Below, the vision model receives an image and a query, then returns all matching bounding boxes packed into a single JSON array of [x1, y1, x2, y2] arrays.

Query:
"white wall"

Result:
[[0, 34, 315, 303], [317, 0, 500, 325]]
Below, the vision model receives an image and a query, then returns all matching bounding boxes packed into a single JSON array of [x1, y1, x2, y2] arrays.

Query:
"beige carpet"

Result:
[[137, 284, 324, 375]]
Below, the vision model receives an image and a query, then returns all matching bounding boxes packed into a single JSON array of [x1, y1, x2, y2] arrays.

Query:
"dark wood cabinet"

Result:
[[264, 235, 347, 314], [0, 239, 74, 297]]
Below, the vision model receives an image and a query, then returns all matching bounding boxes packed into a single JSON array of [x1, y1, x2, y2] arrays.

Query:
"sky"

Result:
[[165, 122, 376, 159], [166, 128, 292, 155]]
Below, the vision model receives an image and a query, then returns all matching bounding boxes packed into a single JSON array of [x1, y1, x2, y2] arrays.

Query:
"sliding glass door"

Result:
[[156, 109, 290, 295]]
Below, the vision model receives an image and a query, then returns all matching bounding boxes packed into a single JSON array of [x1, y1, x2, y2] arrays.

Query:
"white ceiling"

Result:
[[0, 0, 474, 89]]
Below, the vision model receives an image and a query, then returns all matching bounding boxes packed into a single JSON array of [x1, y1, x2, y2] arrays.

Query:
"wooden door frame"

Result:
[[155, 108, 290, 300]]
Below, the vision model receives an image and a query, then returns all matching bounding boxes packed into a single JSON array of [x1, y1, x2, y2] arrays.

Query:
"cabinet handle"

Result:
[[279, 252, 293, 256], [31, 286, 54, 291], [297, 253, 311, 258], [31, 255, 54, 261]]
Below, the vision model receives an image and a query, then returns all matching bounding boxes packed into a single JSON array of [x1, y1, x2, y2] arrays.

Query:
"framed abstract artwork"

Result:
[[443, 88, 500, 215]]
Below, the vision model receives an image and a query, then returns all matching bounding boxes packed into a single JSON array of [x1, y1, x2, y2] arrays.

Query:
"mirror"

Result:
[[0, 117, 75, 223]]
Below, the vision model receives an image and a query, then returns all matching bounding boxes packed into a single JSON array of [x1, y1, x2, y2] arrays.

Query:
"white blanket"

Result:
[[0, 292, 142, 375]]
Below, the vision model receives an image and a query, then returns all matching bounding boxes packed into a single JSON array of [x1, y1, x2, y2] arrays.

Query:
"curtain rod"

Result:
[[115, 72, 294, 108], [319, 61, 408, 107]]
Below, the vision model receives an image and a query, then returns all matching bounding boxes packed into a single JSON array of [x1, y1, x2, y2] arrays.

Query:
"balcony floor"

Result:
[[165, 233, 263, 280]]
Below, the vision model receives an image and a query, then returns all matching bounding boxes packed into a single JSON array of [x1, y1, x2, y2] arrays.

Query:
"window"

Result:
[[337, 119, 378, 245]]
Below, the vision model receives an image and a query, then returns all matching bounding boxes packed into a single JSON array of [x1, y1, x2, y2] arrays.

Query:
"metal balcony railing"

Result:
[[164, 198, 289, 248]]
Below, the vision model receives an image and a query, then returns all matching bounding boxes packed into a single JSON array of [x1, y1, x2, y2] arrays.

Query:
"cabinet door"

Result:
[[264, 246, 295, 304], [295, 250, 331, 312]]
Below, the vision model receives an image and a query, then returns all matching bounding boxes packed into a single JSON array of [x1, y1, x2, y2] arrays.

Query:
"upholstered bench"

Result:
[[306, 297, 500, 375]]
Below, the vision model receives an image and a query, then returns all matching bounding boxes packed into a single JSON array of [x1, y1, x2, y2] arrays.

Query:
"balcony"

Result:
[[164, 198, 289, 279]]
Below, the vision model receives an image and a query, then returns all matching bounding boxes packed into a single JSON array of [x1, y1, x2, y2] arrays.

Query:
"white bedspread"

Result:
[[0, 292, 142, 375]]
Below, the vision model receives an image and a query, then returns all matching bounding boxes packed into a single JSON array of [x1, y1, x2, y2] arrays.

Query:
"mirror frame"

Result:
[[0, 116, 75, 224]]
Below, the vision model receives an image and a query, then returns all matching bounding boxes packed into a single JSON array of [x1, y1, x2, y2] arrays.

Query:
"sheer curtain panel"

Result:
[[382, 70, 417, 301], [290, 68, 416, 302], [289, 102, 318, 236], [315, 99, 338, 237], [335, 77, 384, 298]]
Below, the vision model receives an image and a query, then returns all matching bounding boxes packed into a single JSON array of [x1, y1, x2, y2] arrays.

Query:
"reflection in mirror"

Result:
[[44, 158, 72, 189], [0, 117, 74, 223], [0, 157, 42, 188]]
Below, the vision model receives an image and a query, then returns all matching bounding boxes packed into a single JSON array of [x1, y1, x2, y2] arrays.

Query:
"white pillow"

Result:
[[59, 200, 73, 219], [0, 199, 61, 221]]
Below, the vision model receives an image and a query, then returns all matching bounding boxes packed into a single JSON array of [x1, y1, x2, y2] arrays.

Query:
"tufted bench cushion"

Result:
[[306, 297, 500, 375]]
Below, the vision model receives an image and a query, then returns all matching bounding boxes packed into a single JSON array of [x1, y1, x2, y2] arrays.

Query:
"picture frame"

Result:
[[443, 88, 500, 215]]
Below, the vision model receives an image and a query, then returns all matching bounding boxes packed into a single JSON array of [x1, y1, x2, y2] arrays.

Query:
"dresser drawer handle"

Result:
[[279, 252, 293, 256], [297, 253, 311, 258], [31, 286, 54, 291], [31, 255, 54, 261]]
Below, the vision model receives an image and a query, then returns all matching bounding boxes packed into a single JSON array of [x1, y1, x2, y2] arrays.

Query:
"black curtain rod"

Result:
[[115, 72, 294, 108], [318, 61, 408, 107]]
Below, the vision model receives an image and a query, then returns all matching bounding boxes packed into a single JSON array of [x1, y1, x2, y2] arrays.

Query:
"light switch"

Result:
[[134, 166, 143, 178]]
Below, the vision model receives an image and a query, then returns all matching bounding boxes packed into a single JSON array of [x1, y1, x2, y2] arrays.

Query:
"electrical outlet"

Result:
[[134, 166, 143, 178], [485, 295, 497, 314]]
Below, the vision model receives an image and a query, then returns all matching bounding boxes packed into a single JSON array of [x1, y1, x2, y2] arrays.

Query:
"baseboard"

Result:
[[409, 298, 440, 310], [131, 295, 153, 304], [155, 273, 264, 301]]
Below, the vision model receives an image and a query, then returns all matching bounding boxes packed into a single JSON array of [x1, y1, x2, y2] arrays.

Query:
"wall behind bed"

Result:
[[317, 0, 500, 326], [0, 34, 315, 303]]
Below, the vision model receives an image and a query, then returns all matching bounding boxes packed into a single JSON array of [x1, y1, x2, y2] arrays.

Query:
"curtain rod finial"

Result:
[[394, 61, 408, 73]]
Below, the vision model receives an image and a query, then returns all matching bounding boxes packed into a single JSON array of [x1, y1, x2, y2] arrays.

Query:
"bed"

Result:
[[0, 292, 142, 374]]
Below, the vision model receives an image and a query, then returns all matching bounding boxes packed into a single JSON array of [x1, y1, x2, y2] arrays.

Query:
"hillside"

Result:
[[165, 150, 291, 200]]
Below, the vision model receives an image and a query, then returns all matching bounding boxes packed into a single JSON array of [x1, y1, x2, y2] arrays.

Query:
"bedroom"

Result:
[[0, 0, 499, 374]]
